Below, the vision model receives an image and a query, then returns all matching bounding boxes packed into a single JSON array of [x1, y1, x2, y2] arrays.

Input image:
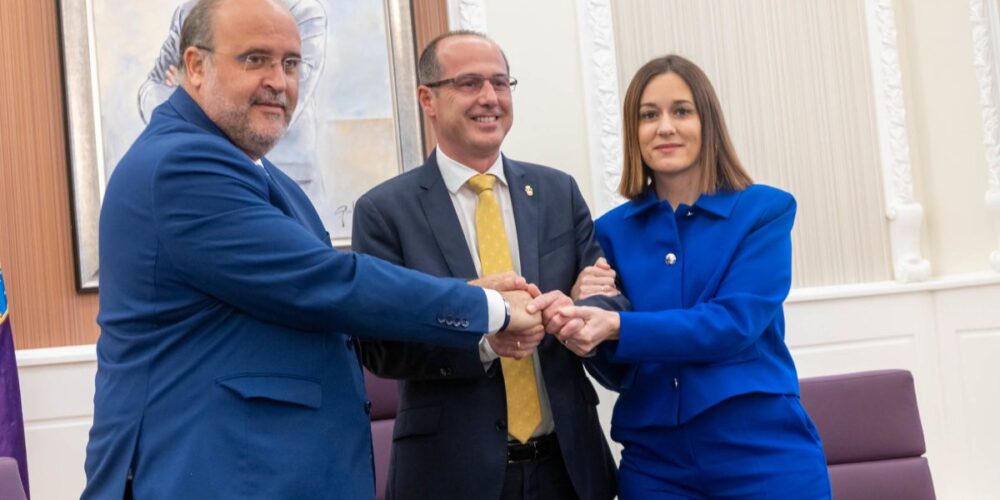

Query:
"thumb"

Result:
[[528, 290, 563, 314], [558, 305, 592, 321]]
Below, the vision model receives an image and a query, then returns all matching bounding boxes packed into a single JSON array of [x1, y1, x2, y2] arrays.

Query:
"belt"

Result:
[[506, 434, 560, 464]]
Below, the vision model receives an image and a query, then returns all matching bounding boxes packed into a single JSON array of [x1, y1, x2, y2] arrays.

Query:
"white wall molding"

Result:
[[788, 271, 1000, 303], [15, 344, 95, 367], [448, 0, 488, 33], [969, 0, 1000, 272], [864, 0, 932, 282], [575, 0, 624, 216]]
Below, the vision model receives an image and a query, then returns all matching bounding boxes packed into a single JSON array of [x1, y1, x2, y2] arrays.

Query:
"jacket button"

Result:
[[664, 253, 677, 265], [495, 419, 507, 431], [364, 401, 373, 414]]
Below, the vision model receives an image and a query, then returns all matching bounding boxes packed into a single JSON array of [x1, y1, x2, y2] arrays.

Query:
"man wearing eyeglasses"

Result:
[[137, 0, 330, 221], [354, 31, 622, 500], [82, 3, 546, 499]]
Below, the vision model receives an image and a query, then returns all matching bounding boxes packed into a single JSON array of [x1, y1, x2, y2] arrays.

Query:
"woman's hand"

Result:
[[571, 257, 619, 300], [553, 306, 620, 356]]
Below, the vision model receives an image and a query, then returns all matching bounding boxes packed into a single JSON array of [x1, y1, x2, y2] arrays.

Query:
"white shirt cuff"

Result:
[[478, 335, 500, 368], [484, 289, 506, 334]]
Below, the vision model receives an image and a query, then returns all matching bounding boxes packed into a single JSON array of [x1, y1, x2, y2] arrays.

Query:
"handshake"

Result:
[[471, 258, 622, 359]]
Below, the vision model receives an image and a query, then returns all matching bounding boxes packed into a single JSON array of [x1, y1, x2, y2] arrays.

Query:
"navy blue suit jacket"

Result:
[[353, 154, 620, 500], [83, 89, 489, 500]]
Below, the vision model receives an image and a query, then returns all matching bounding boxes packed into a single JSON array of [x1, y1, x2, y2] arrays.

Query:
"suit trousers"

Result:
[[616, 393, 831, 499], [500, 437, 578, 500]]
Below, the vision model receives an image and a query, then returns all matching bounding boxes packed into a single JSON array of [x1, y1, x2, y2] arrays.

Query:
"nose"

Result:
[[477, 80, 500, 105], [657, 116, 676, 137], [261, 61, 290, 92]]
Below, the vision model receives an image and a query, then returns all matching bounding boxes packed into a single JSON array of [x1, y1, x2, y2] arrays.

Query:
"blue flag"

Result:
[[0, 269, 29, 498]]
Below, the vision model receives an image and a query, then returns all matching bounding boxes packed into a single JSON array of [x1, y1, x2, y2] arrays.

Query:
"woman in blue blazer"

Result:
[[557, 55, 831, 498]]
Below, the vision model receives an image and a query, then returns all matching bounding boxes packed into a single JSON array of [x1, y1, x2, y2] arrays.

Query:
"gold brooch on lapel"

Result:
[[525, 185, 534, 197]]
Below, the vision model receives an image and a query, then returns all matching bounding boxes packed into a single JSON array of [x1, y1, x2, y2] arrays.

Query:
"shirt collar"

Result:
[[436, 148, 507, 194], [624, 185, 742, 219]]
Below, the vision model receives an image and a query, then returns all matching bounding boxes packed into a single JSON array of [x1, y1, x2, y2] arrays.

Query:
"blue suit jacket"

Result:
[[83, 89, 489, 500], [353, 154, 620, 500], [591, 185, 801, 432]]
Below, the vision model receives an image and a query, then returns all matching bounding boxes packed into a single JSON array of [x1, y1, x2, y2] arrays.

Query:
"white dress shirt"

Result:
[[436, 148, 555, 438]]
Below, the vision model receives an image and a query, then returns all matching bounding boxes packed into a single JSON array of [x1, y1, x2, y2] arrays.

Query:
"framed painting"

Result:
[[58, 0, 423, 290]]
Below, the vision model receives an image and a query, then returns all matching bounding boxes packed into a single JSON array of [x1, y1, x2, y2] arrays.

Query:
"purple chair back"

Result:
[[799, 369, 935, 500], [364, 369, 399, 500], [0, 457, 26, 500]]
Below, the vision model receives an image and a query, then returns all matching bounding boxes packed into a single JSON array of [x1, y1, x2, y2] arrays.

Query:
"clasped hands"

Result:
[[470, 258, 621, 359]]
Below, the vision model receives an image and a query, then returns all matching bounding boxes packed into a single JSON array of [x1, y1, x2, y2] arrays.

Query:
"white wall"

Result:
[[484, 0, 595, 211], [17, 347, 94, 500], [896, 0, 994, 275]]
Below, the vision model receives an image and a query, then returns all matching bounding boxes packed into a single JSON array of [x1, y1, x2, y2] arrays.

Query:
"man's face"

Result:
[[185, 0, 300, 159], [419, 36, 513, 168]]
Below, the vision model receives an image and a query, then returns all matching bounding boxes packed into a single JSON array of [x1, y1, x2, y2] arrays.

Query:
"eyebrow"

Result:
[[238, 47, 302, 59], [640, 100, 694, 107]]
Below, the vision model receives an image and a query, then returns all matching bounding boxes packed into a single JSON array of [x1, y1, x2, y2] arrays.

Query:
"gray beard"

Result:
[[215, 107, 286, 160]]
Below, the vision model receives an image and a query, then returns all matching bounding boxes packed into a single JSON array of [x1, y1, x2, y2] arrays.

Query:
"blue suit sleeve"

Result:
[[614, 195, 795, 363], [150, 140, 486, 347], [352, 194, 493, 380]]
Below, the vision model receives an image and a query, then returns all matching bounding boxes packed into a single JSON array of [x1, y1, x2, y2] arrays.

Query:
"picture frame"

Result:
[[57, 0, 424, 291]]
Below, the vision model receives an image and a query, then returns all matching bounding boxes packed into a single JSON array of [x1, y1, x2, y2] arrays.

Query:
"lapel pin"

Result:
[[525, 185, 534, 197]]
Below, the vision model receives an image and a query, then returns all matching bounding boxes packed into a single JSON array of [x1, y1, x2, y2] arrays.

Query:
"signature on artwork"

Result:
[[332, 203, 356, 228]]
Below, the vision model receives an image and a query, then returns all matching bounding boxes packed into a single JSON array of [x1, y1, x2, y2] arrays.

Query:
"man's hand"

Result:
[[526, 290, 580, 335], [502, 290, 542, 332], [470, 271, 541, 297], [552, 306, 620, 356], [571, 257, 619, 300], [485, 324, 545, 360]]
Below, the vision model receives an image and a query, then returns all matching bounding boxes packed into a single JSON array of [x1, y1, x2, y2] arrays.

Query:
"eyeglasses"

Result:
[[423, 74, 518, 94], [196, 46, 313, 80]]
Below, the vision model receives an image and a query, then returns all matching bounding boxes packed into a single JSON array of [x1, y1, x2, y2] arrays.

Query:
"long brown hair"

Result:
[[619, 55, 752, 199]]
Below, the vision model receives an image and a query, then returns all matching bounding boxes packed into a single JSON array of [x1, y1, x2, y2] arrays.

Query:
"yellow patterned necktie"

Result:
[[467, 173, 542, 443]]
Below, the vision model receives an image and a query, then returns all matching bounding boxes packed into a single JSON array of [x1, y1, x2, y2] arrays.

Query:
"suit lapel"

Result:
[[418, 156, 479, 279], [505, 158, 540, 285]]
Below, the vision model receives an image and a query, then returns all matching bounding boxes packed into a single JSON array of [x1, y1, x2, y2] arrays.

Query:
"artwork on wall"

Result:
[[57, 0, 423, 290]]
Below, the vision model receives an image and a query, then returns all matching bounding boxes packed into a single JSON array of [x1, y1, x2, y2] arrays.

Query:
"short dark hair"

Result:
[[417, 30, 510, 84], [619, 54, 752, 199], [178, 0, 226, 75]]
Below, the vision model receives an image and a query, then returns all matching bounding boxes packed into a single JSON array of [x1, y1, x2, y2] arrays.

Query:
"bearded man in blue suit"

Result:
[[82, 1, 543, 498]]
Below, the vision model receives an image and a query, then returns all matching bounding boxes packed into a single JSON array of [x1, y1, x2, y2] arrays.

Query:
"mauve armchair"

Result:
[[0, 457, 26, 500], [365, 369, 399, 500], [799, 369, 935, 500]]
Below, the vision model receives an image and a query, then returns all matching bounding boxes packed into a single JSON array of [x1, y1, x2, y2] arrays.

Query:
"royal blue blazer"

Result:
[[83, 89, 488, 500], [591, 185, 801, 432]]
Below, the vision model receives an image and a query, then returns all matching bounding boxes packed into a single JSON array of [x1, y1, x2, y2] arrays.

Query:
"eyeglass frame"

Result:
[[421, 73, 518, 94], [194, 45, 313, 80]]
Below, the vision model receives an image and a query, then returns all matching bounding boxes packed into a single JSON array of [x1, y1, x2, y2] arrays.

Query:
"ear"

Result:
[[182, 46, 208, 89], [417, 86, 436, 118]]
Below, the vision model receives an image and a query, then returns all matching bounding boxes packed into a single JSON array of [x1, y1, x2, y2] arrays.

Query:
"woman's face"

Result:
[[637, 72, 702, 182]]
